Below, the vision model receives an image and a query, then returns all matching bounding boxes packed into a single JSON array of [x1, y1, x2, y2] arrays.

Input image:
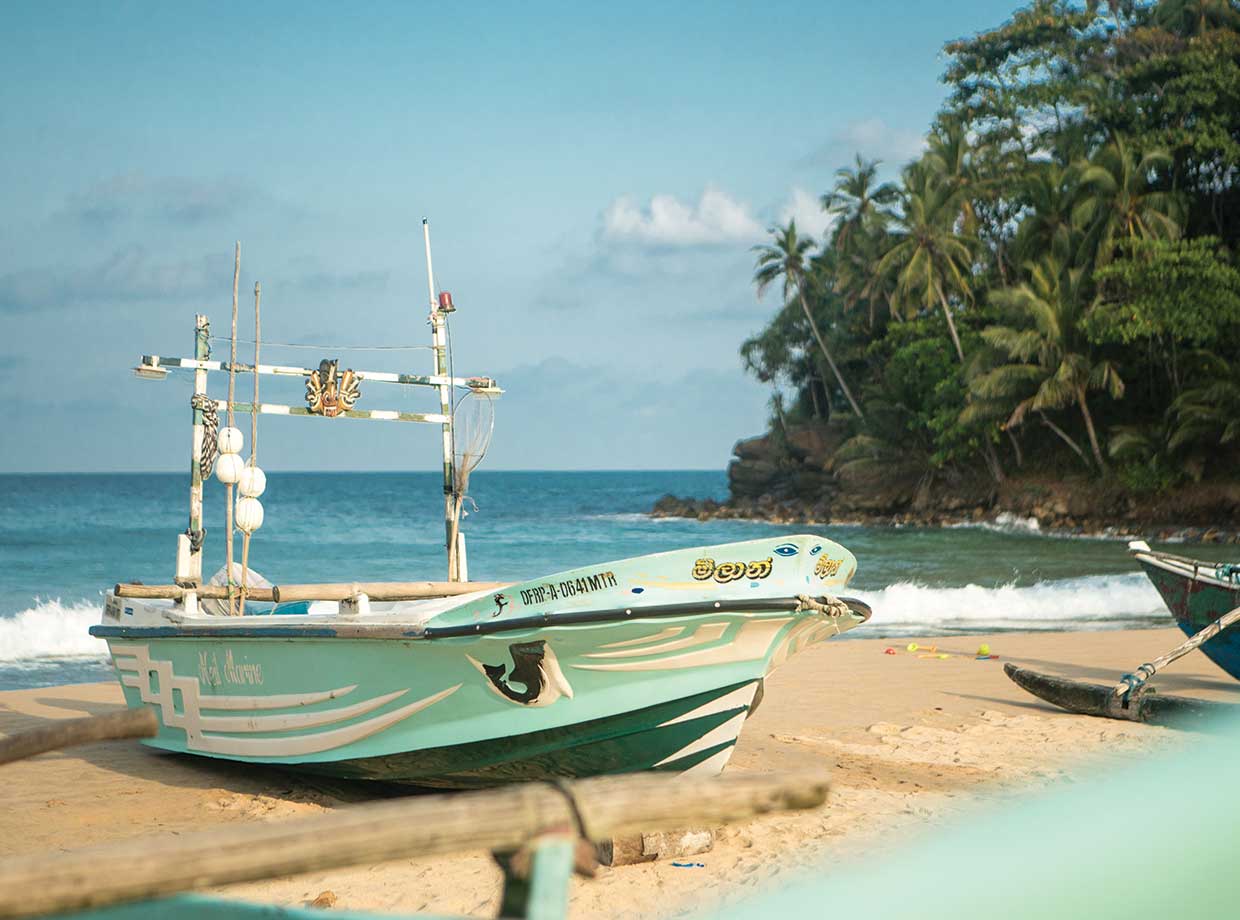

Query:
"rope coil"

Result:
[[190, 392, 220, 479], [794, 594, 852, 618]]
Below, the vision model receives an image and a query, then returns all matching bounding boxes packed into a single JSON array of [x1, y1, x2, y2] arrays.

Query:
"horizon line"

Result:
[[0, 467, 728, 476]]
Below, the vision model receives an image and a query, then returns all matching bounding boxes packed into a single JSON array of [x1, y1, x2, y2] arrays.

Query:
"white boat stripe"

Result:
[[654, 711, 747, 768], [679, 746, 736, 777], [658, 682, 757, 729], [198, 689, 408, 732], [113, 644, 458, 757], [584, 623, 727, 659], [596, 627, 685, 650], [571, 618, 792, 672], [196, 685, 461, 757]]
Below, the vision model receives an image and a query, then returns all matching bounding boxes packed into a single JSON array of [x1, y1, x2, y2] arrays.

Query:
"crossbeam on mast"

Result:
[[213, 400, 449, 424], [137, 355, 502, 394]]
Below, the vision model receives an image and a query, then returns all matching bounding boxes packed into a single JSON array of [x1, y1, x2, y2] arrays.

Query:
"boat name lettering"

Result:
[[519, 570, 618, 605], [198, 649, 263, 687], [815, 556, 843, 579], [692, 557, 773, 583]]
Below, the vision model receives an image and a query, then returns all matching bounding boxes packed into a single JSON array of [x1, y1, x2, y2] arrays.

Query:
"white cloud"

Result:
[[777, 187, 835, 242], [806, 117, 927, 170], [601, 186, 763, 247]]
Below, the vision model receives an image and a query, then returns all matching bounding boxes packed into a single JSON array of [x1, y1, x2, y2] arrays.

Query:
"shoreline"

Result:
[[2, 626, 1232, 917], [650, 496, 1240, 545]]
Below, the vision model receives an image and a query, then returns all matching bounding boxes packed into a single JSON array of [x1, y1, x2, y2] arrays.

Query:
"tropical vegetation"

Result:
[[742, 0, 1240, 496]]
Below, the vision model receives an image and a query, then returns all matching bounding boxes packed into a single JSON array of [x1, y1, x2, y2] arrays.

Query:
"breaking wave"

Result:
[[0, 599, 108, 661], [851, 572, 1170, 636], [0, 574, 1173, 663]]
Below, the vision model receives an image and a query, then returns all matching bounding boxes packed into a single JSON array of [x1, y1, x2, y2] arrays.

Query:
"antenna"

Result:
[[423, 218, 437, 314]]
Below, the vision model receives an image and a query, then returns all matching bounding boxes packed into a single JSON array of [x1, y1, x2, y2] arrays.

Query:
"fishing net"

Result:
[[452, 389, 496, 507]]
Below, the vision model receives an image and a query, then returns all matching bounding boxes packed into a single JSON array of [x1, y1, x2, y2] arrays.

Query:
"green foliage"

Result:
[[1170, 350, 1240, 474], [864, 320, 994, 468], [1109, 422, 1189, 492], [1090, 237, 1240, 344], [738, 0, 1240, 487]]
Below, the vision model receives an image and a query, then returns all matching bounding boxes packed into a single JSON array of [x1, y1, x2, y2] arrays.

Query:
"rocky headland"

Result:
[[653, 421, 1240, 544]]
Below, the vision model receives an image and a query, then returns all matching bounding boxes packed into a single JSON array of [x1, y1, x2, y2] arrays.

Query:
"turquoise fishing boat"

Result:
[[90, 226, 870, 787]]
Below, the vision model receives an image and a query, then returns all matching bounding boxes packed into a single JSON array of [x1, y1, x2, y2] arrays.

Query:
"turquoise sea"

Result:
[[1, 470, 1229, 691]]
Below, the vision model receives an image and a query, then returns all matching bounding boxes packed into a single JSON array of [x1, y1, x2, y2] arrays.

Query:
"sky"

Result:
[[1, 0, 1019, 472]]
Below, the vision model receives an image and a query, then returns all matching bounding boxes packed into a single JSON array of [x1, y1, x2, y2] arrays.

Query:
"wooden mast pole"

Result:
[[239, 281, 260, 616], [225, 243, 240, 614], [423, 219, 459, 581]]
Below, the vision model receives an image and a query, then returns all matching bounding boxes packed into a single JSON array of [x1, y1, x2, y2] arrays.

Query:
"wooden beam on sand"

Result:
[[113, 581, 510, 603], [0, 709, 158, 767], [0, 772, 829, 919]]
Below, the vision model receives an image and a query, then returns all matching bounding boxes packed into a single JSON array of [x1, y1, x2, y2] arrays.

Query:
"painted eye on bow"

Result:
[[809, 545, 823, 555], [773, 543, 798, 557]]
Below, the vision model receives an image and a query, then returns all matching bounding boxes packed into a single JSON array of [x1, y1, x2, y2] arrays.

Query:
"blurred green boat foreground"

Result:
[[714, 714, 1238, 919]]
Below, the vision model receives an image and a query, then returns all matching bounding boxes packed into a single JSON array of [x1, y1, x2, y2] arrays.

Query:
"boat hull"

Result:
[[99, 608, 853, 788], [94, 534, 867, 788], [300, 678, 761, 787], [1136, 554, 1240, 680]]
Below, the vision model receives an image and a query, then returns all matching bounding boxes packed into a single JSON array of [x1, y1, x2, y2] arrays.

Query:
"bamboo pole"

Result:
[[1113, 603, 1240, 697], [271, 580, 509, 603], [239, 281, 261, 616], [225, 242, 241, 615], [0, 710, 158, 767], [113, 581, 506, 602], [0, 772, 829, 919], [115, 583, 275, 602]]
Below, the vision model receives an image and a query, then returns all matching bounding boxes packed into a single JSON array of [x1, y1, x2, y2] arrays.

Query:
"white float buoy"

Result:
[[235, 496, 264, 533], [214, 453, 245, 484], [238, 465, 266, 498], [218, 427, 244, 455]]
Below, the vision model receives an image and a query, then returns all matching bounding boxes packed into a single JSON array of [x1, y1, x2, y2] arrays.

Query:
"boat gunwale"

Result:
[[1131, 549, 1240, 592], [90, 595, 872, 642]]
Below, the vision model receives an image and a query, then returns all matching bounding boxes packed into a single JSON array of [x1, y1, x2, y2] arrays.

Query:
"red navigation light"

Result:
[[438, 291, 456, 312]]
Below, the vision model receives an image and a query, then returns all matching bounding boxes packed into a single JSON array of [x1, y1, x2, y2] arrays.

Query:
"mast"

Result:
[[178, 314, 210, 586], [423, 219, 459, 581]]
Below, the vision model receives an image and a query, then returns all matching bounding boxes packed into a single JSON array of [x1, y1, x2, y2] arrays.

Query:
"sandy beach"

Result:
[[2, 626, 1232, 917]]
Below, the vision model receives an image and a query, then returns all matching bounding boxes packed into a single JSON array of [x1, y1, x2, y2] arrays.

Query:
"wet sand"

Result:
[[2, 627, 1233, 917]]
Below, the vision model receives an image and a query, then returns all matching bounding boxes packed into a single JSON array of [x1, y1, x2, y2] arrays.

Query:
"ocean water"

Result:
[[1, 471, 1234, 691]]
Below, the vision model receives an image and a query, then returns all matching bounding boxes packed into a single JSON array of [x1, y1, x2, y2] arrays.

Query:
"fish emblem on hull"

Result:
[[468, 641, 574, 707]]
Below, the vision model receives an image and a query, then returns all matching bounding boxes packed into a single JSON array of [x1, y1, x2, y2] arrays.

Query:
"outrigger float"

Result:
[[1007, 540, 1240, 729], [90, 225, 871, 788]]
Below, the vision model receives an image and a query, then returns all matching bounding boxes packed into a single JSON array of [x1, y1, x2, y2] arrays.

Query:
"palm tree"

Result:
[[1073, 136, 1181, 267], [1014, 161, 1080, 264], [876, 165, 975, 362], [970, 256, 1125, 471], [1170, 351, 1240, 454], [821, 155, 899, 251], [821, 157, 899, 330], [753, 221, 865, 419], [924, 118, 980, 234]]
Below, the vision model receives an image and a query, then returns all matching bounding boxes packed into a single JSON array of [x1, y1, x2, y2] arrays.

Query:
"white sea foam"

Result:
[[0, 599, 108, 661], [0, 573, 1170, 663], [851, 573, 1168, 635]]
